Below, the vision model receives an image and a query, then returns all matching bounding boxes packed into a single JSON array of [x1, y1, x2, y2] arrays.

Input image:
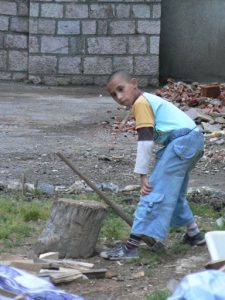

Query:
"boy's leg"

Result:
[[126, 234, 142, 250], [170, 174, 194, 227], [170, 174, 205, 245]]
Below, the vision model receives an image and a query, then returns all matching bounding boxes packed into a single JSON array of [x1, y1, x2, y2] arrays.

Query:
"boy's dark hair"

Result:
[[108, 71, 132, 83]]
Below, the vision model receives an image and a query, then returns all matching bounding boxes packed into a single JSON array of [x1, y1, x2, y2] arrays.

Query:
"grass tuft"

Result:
[[99, 207, 130, 240], [190, 203, 223, 219], [168, 241, 190, 255], [147, 290, 171, 300], [138, 248, 163, 267], [0, 192, 52, 253]]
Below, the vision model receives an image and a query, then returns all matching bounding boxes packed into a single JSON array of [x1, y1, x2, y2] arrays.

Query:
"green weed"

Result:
[[0, 192, 52, 252], [190, 203, 222, 218], [1, 240, 21, 249], [168, 241, 190, 255], [138, 248, 163, 266], [169, 227, 184, 233], [100, 208, 130, 240], [147, 290, 171, 300], [21, 202, 50, 221], [71, 193, 101, 202]]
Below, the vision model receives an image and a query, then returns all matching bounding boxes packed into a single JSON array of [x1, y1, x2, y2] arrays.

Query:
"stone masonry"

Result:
[[0, 0, 161, 86], [0, 0, 29, 81]]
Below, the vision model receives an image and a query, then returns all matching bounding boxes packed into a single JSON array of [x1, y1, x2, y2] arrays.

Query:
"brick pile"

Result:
[[155, 79, 225, 113]]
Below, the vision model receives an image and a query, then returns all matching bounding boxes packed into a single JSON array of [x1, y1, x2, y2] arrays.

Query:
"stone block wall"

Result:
[[0, 0, 161, 86], [0, 0, 29, 81]]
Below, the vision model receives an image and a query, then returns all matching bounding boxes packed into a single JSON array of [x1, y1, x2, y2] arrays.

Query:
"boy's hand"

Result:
[[140, 175, 152, 195]]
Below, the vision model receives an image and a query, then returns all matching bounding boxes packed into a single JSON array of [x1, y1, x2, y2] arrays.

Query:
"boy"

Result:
[[100, 71, 205, 260]]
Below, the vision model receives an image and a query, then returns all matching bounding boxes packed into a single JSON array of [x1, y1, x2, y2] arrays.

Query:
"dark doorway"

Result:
[[160, 0, 225, 84]]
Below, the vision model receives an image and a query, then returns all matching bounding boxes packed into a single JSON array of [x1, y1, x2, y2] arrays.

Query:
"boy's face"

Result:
[[107, 76, 140, 107]]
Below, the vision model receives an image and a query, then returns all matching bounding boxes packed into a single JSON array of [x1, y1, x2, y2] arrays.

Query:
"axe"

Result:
[[56, 152, 160, 249]]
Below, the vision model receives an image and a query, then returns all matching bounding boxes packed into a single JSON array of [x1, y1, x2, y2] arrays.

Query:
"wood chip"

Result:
[[39, 252, 59, 260], [204, 259, 225, 270]]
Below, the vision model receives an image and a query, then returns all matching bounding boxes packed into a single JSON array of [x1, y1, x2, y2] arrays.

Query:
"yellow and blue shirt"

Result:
[[132, 93, 197, 145]]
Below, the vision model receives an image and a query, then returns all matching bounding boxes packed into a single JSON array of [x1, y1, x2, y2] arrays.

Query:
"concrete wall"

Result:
[[0, 0, 161, 86], [160, 0, 225, 83]]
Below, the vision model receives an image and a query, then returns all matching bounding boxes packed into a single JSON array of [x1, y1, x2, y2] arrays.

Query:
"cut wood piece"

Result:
[[40, 266, 80, 273], [39, 267, 81, 276], [39, 252, 59, 260], [39, 268, 83, 284], [0, 259, 58, 272], [82, 268, 107, 279], [61, 259, 94, 269], [39, 258, 94, 271], [35, 198, 107, 259], [49, 270, 83, 284]]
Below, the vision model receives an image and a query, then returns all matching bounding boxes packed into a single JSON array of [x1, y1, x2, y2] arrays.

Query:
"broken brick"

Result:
[[200, 84, 221, 98]]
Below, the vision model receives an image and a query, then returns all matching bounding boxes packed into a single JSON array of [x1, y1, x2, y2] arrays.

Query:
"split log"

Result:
[[38, 259, 94, 270], [49, 270, 83, 284], [35, 198, 107, 259]]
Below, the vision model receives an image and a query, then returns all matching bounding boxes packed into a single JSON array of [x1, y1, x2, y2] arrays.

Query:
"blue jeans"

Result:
[[131, 129, 204, 241]]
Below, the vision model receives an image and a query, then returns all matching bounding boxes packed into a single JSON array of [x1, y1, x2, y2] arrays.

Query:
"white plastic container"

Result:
[[205, 231, 225, 261]]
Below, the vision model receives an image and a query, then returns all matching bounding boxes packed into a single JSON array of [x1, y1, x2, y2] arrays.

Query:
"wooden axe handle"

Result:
[[56, 152, 133, 226]]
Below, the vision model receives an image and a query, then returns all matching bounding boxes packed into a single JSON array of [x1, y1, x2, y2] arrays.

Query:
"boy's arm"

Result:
[[134, 127, 154, 195], [132, 96, 154, 194]]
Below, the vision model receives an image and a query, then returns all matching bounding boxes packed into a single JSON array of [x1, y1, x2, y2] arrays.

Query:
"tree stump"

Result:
[[35, 198, 107, 259]]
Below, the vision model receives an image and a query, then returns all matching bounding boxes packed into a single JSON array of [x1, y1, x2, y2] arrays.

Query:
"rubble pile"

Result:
[[199, 146, 225, 175], [155, 79, 225, 111]]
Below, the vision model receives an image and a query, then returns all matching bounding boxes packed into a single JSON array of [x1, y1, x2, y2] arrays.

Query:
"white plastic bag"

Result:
[[0, 264, 84, 300], [168, 270, 225, 300]]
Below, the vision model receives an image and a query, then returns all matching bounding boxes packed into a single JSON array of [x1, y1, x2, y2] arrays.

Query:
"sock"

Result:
[[125, 234, 141, 250], [186, 222, 200, 237]]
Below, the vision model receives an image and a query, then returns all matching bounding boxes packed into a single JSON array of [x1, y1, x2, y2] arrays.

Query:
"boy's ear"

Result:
[[131, 78, 138, 87]]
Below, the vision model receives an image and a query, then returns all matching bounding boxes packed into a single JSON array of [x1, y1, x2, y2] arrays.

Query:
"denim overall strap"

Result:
[[164, 127, 197, 146]]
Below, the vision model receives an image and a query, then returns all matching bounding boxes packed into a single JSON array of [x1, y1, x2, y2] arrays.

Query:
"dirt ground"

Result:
[[0, 82, 225, 299]]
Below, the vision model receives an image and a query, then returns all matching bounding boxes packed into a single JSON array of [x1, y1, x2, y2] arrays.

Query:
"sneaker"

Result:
[[183, 232, 206, 246], [100, 244, 139, 260]]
